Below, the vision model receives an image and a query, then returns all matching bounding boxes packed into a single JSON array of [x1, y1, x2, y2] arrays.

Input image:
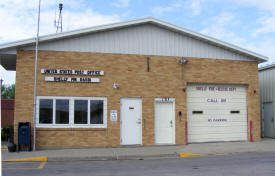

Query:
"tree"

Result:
[[1, 84, 15, 99]]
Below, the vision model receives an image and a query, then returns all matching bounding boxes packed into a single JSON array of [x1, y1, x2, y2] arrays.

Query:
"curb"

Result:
[[3, 156, 48, 162], [178, 153, 202, 157], [46, 154, 179, 162]]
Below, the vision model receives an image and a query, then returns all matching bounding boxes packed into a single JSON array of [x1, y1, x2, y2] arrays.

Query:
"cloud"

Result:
[[233, 0, 275, 12], [0, 0, 121, 84], [152, 3, 181, 16], [151, 0, 205, 16], [200, 12, 245, 46], [0, 0, 121, 43], [245, 39, 275, 66], [112, 0, 130, 8], [0, 66, 15, 85], [252, 14, 275, 36], [200, 10, 275, 65], [231, 0, 275, 36], [188, 0, 205, 15]]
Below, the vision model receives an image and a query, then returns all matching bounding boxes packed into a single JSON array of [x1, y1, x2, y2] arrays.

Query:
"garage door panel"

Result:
[[187, 84, 248, 143], [189, 134, 247, 143], [187, 90, 247, 96], [188, 126, 247, 133], [187, 85, 246, 92], [187, 110, 247, 115], [187, 97, 247, 103], [188, 121, 248, 126], [187, 102, 246, 109], [189, 132, 248, 138], [187, 115, 247, 120]]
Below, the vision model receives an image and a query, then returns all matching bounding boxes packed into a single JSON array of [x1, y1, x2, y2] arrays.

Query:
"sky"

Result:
[[1, 0, 275, 85]]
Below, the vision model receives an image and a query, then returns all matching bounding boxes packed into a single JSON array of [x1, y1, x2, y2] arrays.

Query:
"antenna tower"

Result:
[[55, 3, 63, 33]]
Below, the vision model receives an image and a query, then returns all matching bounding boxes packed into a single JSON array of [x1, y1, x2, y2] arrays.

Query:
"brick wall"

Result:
[[14, 50, 260, 148]]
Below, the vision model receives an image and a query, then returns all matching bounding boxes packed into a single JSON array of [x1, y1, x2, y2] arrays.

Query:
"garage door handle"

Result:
[[170, 120, 173, 127], [136, 122, 141, 124], [272, 118, 274, 122]]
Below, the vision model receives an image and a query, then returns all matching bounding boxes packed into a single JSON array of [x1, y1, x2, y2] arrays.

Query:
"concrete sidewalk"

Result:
[[2, 138, 275, 161]]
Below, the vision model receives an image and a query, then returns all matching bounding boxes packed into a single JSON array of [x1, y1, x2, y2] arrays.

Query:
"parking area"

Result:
[[2, 161, 47, 170], [2, 152, 275, 176]]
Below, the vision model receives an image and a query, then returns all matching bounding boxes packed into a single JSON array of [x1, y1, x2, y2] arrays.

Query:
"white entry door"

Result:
[[120, 98, 142, 145], [155, 99, 175, 144]]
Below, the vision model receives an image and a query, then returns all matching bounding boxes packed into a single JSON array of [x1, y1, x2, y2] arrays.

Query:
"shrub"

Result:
[[1, 125, 14, 142]]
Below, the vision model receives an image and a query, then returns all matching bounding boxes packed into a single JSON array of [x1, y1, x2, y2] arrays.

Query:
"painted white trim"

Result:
[[0, 17, 268, 62], [154, 98, 175, 145], [36, 96, 107, 128]]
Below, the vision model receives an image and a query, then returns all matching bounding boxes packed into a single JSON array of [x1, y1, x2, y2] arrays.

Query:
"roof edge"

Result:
[[0, 17, 269, 62], [259, 63, 275, 71]]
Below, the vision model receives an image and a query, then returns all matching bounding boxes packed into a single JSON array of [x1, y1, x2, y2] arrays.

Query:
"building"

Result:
[[0, 17, 268, 148], [1, 99, 15, 128], [259, 64, 275, 138]]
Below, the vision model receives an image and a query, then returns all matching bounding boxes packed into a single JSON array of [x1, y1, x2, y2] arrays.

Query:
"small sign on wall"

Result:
[[45, 76, 100, 83], [110, 110, 118, 121], [41, 69, 104, 76]]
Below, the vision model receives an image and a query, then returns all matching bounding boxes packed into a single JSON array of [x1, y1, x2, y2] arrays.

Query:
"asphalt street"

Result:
[[2, 152, 275, 176]]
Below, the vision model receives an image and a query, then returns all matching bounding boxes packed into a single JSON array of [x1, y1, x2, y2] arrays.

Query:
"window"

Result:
[[230, 110, 240, 114], [56, 99, 69, 124], [192, 110, 203, 114], [37, 96, 107, 128], [90, 100, 103, 124], [74, 100, 88, 124], [39, 99, 53, 124]]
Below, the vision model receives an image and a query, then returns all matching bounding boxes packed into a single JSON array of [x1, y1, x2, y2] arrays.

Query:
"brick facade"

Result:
[[14, 50, 260, 148]]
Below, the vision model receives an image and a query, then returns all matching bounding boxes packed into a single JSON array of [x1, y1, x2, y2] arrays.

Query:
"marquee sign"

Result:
[[41, 69, 104, 76], [45, 76, 100, 83]]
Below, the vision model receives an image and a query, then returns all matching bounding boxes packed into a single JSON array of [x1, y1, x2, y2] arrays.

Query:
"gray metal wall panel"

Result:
[[259, 68, 275, 103], [259, 67, 275, 137], [23, 24, 255, 61]]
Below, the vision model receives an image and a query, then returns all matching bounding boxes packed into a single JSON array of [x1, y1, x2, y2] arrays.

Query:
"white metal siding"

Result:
[[23, 24, 254, 61], [187, 84, 248, 143]]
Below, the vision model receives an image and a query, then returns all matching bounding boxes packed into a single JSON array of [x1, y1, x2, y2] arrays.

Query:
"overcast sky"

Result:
[[1, 0, 275, 85]]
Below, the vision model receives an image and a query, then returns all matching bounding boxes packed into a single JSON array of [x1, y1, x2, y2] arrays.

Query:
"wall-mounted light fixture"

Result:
[[113, 83, 119, 89], [179, 57, 188, 65], [253, 88, 257, 94]]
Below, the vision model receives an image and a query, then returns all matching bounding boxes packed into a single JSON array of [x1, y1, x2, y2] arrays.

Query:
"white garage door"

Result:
[[187, 84, 248, 143]]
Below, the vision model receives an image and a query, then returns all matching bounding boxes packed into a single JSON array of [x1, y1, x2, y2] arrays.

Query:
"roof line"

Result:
[[149, 17, 268, 61], [0, 17, 268, 62], [258, 63, 275, 71]]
